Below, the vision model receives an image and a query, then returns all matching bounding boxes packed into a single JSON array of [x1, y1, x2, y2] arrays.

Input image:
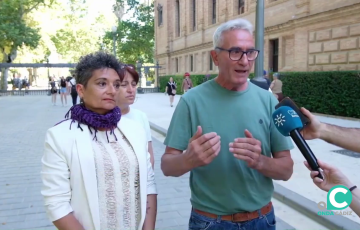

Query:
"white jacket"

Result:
[[41, 116, 157, 230]]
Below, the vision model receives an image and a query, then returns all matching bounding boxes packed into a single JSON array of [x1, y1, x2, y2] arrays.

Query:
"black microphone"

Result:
[[272, 106, 324, 180]]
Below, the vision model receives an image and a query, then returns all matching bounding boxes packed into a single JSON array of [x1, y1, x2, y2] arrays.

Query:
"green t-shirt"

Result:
[[163, 79, 294, 215]]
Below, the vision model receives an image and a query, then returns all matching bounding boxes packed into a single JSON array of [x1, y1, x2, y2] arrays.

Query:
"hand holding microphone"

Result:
[[272, 106, 324, 180]]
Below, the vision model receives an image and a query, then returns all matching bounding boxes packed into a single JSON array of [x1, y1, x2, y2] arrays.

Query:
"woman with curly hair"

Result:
[[41, 52, 157, 230]]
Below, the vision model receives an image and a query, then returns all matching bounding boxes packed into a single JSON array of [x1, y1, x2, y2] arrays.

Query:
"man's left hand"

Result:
[[229, 129, 263, 169]]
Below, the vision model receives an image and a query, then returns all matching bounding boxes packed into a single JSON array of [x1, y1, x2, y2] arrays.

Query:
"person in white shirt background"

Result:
[[116, 64, 155, 168]]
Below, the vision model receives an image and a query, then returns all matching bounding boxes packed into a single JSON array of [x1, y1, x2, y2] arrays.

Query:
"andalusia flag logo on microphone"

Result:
[[274, 114, 286, 127]]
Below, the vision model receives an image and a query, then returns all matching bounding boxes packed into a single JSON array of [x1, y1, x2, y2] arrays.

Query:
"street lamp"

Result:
[[250, 0, 269, 90], [46, 58, 50, 80], [254, 0, 265, 78], [112, 26, 117, 57], [156, 60, 160, 89], [136, 60, 144, 94]]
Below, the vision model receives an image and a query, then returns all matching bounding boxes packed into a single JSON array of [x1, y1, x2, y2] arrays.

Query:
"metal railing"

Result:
[[0, 89, 49, 96], [141, 87, 159, 93]]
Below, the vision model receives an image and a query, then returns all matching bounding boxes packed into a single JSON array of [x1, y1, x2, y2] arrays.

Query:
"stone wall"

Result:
[[308, 23, 360, 71], [154, 0, 360, 75]]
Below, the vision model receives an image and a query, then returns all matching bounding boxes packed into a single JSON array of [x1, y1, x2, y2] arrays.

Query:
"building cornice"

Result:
[[156, 41, 213, 59], [156, 3, 360, 59], [265, 3, 360, 34]]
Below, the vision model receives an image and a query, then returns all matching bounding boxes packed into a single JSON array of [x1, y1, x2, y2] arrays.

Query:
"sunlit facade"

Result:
[[154, 0, 360, 76]]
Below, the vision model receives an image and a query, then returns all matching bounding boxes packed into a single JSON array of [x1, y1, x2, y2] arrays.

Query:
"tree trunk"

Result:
[[0, 68, 9, 90], [0, 47, 18, 90], [33, 68, 38, 86], [27, 68, 33, 85]]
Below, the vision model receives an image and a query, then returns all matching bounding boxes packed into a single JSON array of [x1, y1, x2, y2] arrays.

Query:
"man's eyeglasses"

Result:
[[215, 47, 260, 61]]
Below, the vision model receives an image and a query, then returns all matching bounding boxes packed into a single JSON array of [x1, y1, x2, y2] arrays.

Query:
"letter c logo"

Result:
[[329, 187, 348, 209]]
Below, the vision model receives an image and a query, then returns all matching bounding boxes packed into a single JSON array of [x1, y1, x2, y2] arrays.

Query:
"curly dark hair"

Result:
[[75, 52, 124, 87]]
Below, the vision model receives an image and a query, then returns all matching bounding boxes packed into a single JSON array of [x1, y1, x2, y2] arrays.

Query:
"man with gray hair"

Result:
[[161, 18, 294, 229]]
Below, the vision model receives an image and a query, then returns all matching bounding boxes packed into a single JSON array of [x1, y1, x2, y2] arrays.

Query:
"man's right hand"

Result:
[[184, 126, 221, 168], [300, 107, 324, 140]]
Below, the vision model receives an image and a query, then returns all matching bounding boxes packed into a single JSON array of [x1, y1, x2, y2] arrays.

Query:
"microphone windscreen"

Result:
[[272, 106, 303, 136]]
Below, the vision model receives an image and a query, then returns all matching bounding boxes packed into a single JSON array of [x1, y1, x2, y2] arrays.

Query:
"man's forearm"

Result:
[[53, 213, 84, 230], [256, 155, 293, 181], [320, 124, 360, 153], [142, 194, 157, 230], [161, 153, 193, 177]]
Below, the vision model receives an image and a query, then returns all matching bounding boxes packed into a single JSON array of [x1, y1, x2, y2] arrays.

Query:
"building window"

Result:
[[157, 3, 163, 26], [175, 58, 179, 73], [212, 0, 216, 24], [270, 39, 279, 72], [190, 55, 194, 72], [192, 0, 196, 31], [209, 55, 213, 71], [175, 0, 180, 36], [238, 0, 245, 14]]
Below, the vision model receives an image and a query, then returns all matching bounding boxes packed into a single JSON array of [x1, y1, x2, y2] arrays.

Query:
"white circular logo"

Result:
[[329, 187, 349, 209]]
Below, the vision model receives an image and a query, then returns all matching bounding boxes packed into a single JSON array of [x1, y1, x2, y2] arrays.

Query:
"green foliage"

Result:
[[160, 71, 360, 118], [280, 71, 360, 118], [0, 0, 53, 89], [102, 0, 154, 64], [50, 0, 105, 62], [0, 0, 49, 54]]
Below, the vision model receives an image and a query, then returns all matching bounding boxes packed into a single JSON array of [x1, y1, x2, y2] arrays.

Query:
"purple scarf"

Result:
[[55, 104, 121, 142]]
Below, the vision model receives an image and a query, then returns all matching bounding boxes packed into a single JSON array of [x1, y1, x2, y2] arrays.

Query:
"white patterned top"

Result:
[[91, 128, 141, 230]]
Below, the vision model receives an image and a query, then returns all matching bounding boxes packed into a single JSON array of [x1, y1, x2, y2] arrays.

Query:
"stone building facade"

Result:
[[154, 0, 360, 77]]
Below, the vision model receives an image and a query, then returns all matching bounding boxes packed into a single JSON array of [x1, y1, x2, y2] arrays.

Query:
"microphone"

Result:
[[272, 106, 324, 180]]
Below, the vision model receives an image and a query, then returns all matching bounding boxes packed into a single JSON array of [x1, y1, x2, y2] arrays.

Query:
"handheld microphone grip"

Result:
[[290, 129, 324, 180]]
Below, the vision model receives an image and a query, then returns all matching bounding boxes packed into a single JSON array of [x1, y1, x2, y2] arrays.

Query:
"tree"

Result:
[[50, 0, 115, 63], [102, 0, 155, 65], [0, 0, 53, 90]]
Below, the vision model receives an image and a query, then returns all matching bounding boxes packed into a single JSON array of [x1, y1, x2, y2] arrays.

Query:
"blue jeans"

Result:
[[188, 207, 276, 230]]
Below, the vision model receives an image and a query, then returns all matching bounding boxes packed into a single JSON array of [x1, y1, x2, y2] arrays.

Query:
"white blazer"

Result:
[[41, 116, 157, 230]]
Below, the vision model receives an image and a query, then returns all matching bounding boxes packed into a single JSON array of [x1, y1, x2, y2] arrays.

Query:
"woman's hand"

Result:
[[304, 160, 353, 192]]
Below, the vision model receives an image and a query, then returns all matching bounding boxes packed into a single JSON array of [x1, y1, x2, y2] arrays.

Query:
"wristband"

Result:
[[349, 185, 357, 192]]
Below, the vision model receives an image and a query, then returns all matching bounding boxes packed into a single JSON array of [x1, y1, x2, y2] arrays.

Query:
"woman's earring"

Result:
[[80, 98, 84, 104]]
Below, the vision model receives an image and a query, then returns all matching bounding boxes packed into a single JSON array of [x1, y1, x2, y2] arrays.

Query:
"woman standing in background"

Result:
[[165, 77, 176, 107]]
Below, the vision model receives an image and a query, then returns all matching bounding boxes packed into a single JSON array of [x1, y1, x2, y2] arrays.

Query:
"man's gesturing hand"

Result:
[[185, 126, 221, 168], [229, 129, 263, 169]]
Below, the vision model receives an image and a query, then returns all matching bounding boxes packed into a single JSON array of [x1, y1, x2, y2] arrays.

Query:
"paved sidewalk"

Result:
[[0, 94, 358, 229], [0, 96, 60, 230], [131, 93, 360, 225], [0, 95, 296, 230]]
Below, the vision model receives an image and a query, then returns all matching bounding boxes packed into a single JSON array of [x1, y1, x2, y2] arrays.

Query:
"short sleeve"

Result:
[[163, 97, 192, 151], [269, 96, 294, 153]]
